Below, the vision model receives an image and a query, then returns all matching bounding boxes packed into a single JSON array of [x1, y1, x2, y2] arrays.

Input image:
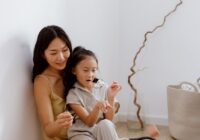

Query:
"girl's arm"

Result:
[[104, 81, 121, 120], [34, 76, 73, 138], [69, 101, 107, 127], [104, 99, 115, 120]]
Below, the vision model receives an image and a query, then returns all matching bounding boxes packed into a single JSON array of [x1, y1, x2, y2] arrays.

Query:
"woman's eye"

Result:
[[50, 53, 57, 55], [63, 48, 69, 52]]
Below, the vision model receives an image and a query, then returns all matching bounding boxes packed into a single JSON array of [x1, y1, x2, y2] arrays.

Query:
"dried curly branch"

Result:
[[128, 0, 183, 129]]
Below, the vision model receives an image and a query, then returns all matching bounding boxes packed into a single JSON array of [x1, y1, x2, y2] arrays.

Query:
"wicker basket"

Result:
[[167, 82, 200, 140]]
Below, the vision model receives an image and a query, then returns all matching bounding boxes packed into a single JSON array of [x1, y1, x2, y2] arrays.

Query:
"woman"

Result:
[[32, 25, 73, 140]]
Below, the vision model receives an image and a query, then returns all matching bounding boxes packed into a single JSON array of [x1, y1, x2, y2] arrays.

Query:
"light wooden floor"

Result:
[[115, 122, 175, 140]]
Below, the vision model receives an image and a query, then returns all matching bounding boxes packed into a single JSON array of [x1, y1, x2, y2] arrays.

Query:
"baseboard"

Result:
[[114, 112, 168, 126]]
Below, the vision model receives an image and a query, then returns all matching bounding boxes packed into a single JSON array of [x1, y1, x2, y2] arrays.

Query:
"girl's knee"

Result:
[[95, 119, 119, 139], [98, 119, 114, 128]]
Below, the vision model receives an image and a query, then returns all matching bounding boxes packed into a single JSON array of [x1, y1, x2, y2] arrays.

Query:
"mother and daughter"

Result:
[[32, 25, 157, 140]]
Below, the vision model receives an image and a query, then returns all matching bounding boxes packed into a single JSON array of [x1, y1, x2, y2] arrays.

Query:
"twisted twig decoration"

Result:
[[128, 0, 183, 129]]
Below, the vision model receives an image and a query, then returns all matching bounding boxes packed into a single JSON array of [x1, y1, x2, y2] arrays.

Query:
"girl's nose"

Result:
[[88, 71, 94, 77]]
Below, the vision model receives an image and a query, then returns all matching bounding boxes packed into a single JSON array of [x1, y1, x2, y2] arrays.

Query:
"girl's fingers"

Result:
[[96, 100, 114, 113], [110, 82, 122, 91], [102, 101, 112, 113], [97, 101, 107, 113]]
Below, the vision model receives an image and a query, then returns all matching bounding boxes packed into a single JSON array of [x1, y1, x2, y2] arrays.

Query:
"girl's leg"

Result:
[[121, 137, 156, 140], [92, 119, 119, 140], [129, 137, 156, 140], [70, 134, 94, 140]]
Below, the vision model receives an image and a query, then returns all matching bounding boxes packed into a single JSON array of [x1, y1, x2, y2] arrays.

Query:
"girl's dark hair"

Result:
[[32, 25, 72, 82], [64, 46, 98, 96]]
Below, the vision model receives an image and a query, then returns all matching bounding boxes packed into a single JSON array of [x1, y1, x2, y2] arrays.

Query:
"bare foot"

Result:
[[146, 125, 160, 138]]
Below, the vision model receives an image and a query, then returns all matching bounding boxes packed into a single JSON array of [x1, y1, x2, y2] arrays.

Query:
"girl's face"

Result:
[[73, 56, 98, 91], [44, 37, 70, 71]]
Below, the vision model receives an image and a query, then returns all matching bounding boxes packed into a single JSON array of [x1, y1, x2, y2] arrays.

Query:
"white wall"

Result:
[[0, 0, 118, 139], [117, 0, 200, 125], [1, 0, 200, 139]]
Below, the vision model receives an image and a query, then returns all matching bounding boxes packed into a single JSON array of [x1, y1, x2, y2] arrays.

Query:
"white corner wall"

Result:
[[117, 0, 200, 125], [0, 0, 118, 139], [0, 38, 40, 140], [1, 0, 200, 139]]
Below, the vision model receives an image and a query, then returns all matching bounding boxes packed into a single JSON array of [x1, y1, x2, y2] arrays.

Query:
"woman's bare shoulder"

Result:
[[34, 75, 51, 96]]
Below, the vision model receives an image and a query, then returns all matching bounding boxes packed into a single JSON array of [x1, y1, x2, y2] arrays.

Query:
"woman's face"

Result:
[[44, 37, 70, 71]]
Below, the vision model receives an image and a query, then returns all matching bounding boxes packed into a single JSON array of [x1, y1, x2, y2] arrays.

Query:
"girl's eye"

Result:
[[92, 68, 97, 72]]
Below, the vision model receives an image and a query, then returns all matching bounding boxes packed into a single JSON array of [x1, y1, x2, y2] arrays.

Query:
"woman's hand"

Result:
[[56, 111, 73, 129], [107, 81, 122, 100]]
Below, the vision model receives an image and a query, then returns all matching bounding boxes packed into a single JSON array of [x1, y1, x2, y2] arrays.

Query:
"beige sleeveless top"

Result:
[[37, 75, 68, 140]]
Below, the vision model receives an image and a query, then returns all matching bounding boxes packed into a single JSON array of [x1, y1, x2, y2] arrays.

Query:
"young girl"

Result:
[[64, 46, 158, 140], [64, 46, 122, 140]]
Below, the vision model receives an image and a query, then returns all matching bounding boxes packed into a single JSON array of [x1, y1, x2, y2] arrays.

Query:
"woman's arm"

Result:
[[34, 76, 73, 138]]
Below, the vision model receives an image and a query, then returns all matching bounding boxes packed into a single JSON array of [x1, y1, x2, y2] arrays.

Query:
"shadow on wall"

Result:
[[0, 37, 40, 140]]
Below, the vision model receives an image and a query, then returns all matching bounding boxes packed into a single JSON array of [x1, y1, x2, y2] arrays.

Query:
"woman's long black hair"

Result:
[[32, 25, 72, 82]]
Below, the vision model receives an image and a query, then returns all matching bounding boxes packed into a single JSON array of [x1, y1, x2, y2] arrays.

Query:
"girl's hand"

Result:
[[107, 81, 122, 100], [95, 100, 112, 113], [56, 111, 73, 129]]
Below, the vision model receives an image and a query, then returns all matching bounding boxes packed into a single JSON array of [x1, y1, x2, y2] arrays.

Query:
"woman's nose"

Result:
[[58, 52, 65, 60]]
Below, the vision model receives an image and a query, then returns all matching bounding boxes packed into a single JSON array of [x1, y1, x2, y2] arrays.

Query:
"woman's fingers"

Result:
[[56, 112, 73, 128], [62, 118, 73, 128]]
